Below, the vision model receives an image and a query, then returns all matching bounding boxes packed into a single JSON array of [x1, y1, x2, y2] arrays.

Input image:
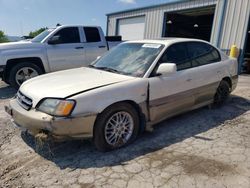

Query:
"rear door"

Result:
[[186, 42, 222, 104], [83, 27, 108, 65], [46, 27, 85, 71], [149, 42, 196, 122]]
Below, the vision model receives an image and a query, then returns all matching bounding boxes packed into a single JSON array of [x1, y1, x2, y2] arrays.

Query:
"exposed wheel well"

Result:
[[4, 57, 45, 81], [94, 100, 146, 135], [222, 77, 232, 89]]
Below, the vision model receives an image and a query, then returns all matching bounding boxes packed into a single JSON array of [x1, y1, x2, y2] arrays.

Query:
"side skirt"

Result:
[[146, 100, 213, 128]]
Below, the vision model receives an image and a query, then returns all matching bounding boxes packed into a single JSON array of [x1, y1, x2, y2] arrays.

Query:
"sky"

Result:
[[0, 0, 178, 36]]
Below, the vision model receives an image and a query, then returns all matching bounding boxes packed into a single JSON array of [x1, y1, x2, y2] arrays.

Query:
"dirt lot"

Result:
[[0, 76, 250, 188]]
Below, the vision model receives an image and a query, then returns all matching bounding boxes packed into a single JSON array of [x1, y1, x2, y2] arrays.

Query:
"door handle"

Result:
[[217, 71, 221, 74], [75, 47, 84, 49], [99, 46, 106, 48], [186, 78, 192, 82]]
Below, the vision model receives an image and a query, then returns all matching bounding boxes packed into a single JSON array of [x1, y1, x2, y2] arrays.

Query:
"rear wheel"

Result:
[[213, 80, 230, 106], [94, 103, 140, 152], [8, 62, 43, 89]]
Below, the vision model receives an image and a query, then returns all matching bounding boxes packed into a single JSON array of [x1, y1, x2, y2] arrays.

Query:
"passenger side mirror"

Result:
[[48, 36, 60, 45], [156, 63, 177, 77]]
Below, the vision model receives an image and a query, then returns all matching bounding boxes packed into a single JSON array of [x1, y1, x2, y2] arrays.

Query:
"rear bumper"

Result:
[[5, 99, 97, 140]]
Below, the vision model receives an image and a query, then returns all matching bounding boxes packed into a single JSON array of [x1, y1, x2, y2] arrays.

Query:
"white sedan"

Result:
[[5, 38, 238, 151]]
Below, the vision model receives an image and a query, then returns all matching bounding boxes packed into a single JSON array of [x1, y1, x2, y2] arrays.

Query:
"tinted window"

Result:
[[187, 42, 221, 66], [53, 27, 80, 44], [159, 43, 191, 71], [84, 27, 101, 42]]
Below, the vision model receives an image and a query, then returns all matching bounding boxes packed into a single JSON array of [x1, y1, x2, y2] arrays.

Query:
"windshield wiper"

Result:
[[88, 64, 96, 68], [88, 65, 128, 75], [98, 67, 120, 73], [94, 66, 122, 74]]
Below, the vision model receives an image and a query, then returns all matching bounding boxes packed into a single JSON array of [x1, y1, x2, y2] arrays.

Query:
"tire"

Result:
[[93, 103, 140, 152], [213, 80, 230, 107], [8, 62, 43, 89]]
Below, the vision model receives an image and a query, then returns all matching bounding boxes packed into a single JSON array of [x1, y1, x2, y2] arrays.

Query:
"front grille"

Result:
[[16, 91, 33, 110]]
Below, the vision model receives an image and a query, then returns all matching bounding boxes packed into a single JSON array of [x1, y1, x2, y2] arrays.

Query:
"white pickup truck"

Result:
[[0, 25, 121, 88]]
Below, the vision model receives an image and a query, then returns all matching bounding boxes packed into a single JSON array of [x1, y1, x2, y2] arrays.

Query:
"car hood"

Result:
[[20, 67, 135, 106], [0, 41, 43, 50]]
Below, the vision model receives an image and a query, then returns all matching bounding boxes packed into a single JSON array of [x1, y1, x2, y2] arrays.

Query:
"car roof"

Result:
[[57, 25, 101, 28], [125, 38, 209, 46]]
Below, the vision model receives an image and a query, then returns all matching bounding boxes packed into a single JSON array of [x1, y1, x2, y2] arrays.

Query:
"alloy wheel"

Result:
[[104, 111, 134, 147], [15, 67, 39, 85]]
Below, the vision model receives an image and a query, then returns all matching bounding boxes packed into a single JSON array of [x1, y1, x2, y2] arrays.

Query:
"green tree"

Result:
[[0, 30, 9, 43], [28, 27, 47, 38]]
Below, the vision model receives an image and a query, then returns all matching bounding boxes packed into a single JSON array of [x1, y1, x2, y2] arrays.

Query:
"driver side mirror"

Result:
[[48, 36, 60, 45], [156, 63, 177, 77]]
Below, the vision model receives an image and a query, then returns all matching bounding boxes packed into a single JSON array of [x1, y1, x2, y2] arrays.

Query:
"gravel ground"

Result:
[[0, 76, 250, 188]]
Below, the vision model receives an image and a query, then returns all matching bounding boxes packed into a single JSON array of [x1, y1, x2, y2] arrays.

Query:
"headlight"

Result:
[[37, 98, 76, 117]]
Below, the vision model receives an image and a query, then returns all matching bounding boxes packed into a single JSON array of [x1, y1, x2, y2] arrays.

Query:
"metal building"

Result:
[[106, 0, 250, 71]]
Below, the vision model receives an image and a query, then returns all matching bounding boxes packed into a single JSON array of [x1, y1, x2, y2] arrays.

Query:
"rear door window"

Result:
[[187, 42, 221, 66], [159, 43, 191, 71], [83, 27, 101, 42]]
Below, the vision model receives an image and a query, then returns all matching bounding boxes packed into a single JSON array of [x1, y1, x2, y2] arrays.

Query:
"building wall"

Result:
[[107, 0, 217, 39], [216, 0, 250, 53], [107, 0, 250, 54]]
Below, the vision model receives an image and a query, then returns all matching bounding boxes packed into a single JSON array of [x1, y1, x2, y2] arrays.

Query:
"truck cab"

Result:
[[0, 25, 121, 88]]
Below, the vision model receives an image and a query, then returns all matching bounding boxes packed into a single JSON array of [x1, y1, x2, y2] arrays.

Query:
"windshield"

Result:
[[92, 43, 164, 77], [31, 28, 55, 43]]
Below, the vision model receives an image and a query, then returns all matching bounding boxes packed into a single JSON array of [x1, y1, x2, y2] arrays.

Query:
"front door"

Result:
[[46, 27, 85, 71], [149, 42, 196, 122]]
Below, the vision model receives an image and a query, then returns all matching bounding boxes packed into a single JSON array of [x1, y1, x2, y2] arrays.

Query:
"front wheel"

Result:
[[8, 62, 43, 89], [93, 103, 140, 152]]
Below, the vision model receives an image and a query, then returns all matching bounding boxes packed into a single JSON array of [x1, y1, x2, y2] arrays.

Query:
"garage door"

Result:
[[118, 16, 145, 40]]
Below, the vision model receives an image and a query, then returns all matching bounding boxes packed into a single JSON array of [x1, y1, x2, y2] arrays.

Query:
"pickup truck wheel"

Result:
[[9, 62, 43, 89], [94, 103, 140, 152], [213, 80, 230, 107]]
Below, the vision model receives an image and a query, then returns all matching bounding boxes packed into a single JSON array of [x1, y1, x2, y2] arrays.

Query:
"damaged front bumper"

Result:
[[5, 99, 97, 140]]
